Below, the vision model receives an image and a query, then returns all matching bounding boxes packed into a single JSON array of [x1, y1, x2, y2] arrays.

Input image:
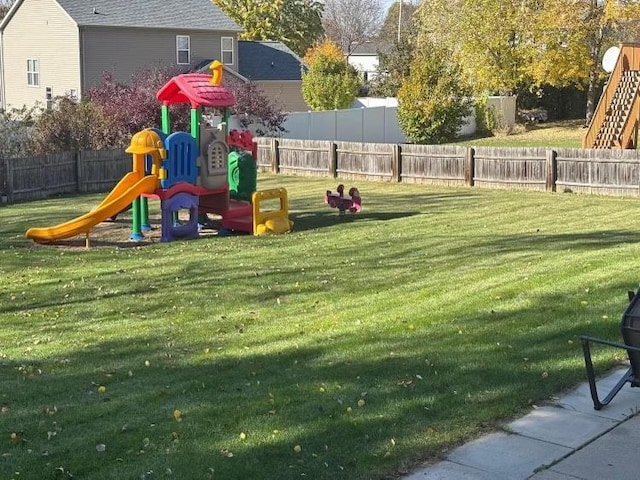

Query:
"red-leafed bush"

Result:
[[32, 65, 286, 154]]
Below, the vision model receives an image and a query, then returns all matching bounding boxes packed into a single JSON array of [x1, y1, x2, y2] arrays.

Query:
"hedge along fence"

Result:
[[256, 138, 640, 196], [1, 149, 130, 204]]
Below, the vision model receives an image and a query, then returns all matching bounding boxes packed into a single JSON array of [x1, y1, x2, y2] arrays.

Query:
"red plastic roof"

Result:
[[156, 73, 236, 108]]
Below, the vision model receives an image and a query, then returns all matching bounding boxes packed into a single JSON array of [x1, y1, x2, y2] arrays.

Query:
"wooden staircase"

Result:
[[592, 70, 640, 148], [583, 44, 640, 149]]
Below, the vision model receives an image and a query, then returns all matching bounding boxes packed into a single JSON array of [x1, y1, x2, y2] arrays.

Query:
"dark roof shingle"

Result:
[[238, 41, 304, 81], [56, 0, 241, 31]]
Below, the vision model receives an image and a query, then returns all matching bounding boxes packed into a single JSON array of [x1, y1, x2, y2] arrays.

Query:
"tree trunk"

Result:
[[585, 60, 599, 127], [585, 2, 604, 127]]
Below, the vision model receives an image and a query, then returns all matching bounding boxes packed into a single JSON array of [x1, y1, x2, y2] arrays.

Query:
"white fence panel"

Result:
[[309, 111, 337, 140], [283, 106, 408, 143], [280, 96, 514, 143], [383, 108, 406, 144], [363, 107, 385, 143], [281, 112, 310, 139], [336, 109, 363, 141]]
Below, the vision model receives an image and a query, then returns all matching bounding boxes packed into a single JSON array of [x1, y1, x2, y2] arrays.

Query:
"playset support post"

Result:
[[130, 197, 143, 241], [141, 197, 151, 231], [161, 105, 170, 135], [190, 108, 201, 143]]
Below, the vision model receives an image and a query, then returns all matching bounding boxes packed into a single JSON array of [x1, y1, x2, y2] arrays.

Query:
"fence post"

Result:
[[392, 144, 402, 182], [76, 151, 84, 193], [329, 142, 338, 178], [0, 158, 5, 203], [5, 158, 13, 204], [270, 138, 280, 174], [465, 147, 475, 186], [546, 150, 557, 192]]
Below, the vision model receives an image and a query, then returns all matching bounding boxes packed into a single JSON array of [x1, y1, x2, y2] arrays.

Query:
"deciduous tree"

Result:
[[224, 77, 288, 136], [377, 1, 418, 47], [322, 0, 384, 57], [34, 65, 287, 154], [369, 2, 418, 98], [530, 0, 640, 122], [369, 37, 414, 97], [301, 40, 361, 110], [397, 41, 472, 144], [420, 0, 534, 95], [33, 97, 108, 154], [420, 0, 640, 121], [0, 106, 36, 158], [213, 0, 323, 56]]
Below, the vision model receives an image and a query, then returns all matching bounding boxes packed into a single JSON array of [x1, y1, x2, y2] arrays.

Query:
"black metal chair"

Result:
[[581, 288, 640, 410]]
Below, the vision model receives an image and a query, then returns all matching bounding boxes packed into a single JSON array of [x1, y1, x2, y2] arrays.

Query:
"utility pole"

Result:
[[397, 0, 402, 44]]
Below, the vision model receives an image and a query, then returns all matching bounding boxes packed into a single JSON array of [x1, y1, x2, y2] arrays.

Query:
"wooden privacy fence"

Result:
[[256, 138, 640, 196], [1, 149, 129, 204], [3, 141, 640, 204]]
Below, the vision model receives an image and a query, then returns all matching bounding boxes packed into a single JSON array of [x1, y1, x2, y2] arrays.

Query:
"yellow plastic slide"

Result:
[[25, 174, 158, 242]]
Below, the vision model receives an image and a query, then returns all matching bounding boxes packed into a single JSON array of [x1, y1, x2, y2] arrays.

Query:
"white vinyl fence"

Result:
[[281, 96, 516, 143], [283, 106, 406, 144]]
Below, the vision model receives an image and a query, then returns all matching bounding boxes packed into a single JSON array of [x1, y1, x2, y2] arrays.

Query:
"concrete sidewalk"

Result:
[[405, 367, 640, 480]]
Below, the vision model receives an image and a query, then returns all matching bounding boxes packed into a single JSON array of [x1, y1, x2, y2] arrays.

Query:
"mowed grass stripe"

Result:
[[1, 173, 638, 479]]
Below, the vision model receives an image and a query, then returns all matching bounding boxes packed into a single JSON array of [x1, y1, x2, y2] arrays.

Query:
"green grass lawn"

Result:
[[453, 119, 586, 148], [1, 173, 637, 479]]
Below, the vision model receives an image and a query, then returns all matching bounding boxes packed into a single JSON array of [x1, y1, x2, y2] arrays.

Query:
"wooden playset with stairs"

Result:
[[583, 44, 640, 150]]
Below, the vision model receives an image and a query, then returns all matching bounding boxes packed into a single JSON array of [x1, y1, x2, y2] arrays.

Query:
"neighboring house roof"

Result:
[[347, 40, 393, 57], [193, 61, 250, 83], [238, 41, 305, 81], [349, 43, 378, 56], [1, 0, 241, 31]]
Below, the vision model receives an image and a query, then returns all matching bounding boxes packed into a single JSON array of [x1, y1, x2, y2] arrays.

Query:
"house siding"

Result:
[[348, 54, 379, 80], [81, 27, 238, 88], [2, 0, 80, 109], [256, 80, 308, 113]]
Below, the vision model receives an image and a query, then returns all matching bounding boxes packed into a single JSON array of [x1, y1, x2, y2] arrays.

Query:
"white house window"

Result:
[[27, 59, 39, 86], [221, 37, 234, 65], [176, 35, 190, 65]]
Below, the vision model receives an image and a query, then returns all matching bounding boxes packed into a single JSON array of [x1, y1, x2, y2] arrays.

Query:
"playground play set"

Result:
[[324, 184, 362, 215], [25, 61, 293, 246]]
